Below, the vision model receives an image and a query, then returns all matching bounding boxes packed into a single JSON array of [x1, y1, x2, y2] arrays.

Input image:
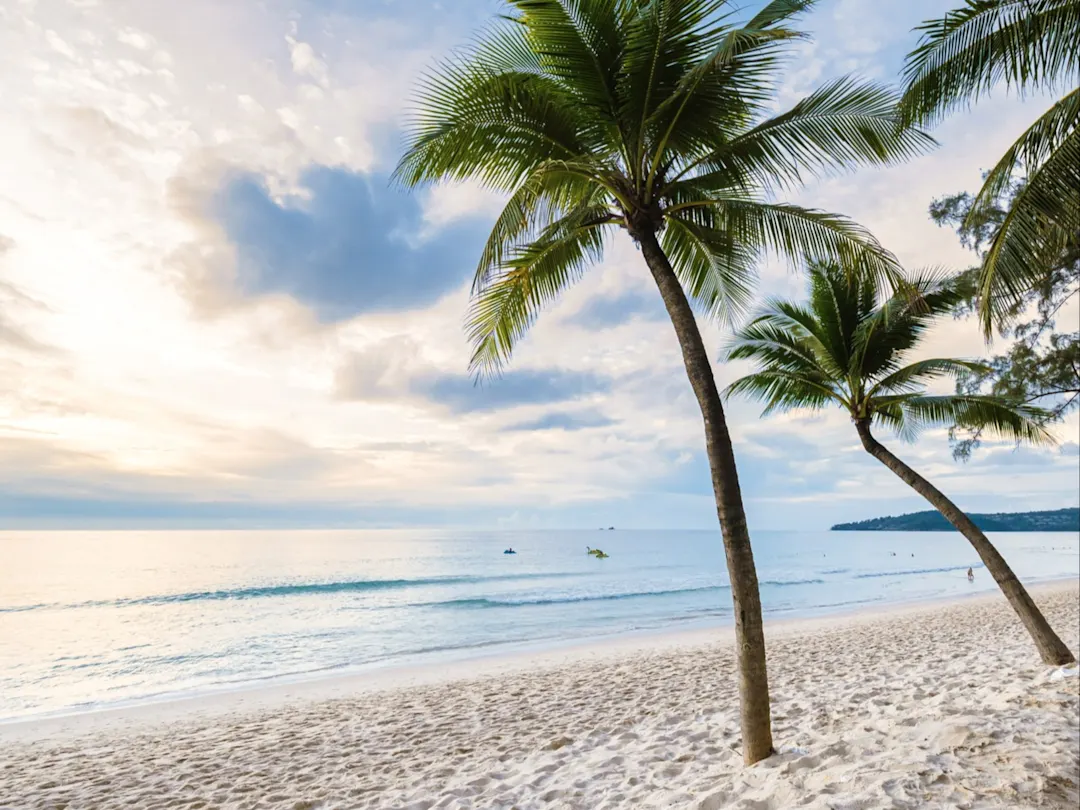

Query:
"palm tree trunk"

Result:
[[636, 229, 774, 764], [855, 418, 1075, 665]]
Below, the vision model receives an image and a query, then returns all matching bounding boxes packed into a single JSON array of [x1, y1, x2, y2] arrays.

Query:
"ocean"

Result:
[[1, 528, 1077, 722]]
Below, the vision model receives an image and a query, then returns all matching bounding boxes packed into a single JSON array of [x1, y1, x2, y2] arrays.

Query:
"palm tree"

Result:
[[725, 263, 1076, 665], [900, 0, 1080, 334], [395, 0, 933, 763]]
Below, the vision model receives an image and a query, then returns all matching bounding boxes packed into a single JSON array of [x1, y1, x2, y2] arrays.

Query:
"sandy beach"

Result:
[[2, 582, 1077, 810]]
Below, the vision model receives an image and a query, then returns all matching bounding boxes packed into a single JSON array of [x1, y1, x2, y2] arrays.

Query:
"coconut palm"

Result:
[[395, 0, 933, 762], [901, 0, 1080, 334], [725, 263, 1075, 665]]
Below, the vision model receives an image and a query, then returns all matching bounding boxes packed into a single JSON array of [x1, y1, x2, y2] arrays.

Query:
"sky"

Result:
[[1, 0, 1077, 531]]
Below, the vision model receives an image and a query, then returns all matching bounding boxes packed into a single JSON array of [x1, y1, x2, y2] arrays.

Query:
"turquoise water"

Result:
[[1, 528, 1077, 721]]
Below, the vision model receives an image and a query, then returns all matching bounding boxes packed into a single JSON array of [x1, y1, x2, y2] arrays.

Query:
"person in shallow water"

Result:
[[967, 567, 974, 581]]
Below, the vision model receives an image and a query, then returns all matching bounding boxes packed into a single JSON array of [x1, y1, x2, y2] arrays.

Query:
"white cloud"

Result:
[[421, 181, 507, 232], [0, 0, 1074, 528], [286, 36, 329, 87]]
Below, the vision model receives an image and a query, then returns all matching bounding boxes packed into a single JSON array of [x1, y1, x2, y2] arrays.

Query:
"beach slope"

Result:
[[2, 582, 1077, 809]]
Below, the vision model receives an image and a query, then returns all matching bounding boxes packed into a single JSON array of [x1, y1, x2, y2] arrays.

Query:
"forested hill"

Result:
[[831, 508, 1080, 532]]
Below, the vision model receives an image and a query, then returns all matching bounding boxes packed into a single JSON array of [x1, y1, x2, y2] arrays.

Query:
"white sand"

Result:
[[1, 582, 1077, 810]]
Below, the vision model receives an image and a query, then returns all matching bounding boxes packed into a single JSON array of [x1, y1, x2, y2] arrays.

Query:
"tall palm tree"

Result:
[[395, 0, 933, 763], [901, 0, 1080, 334], [725, 263, 1076, 666]]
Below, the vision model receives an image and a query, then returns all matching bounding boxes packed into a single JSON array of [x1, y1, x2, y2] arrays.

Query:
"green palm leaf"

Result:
[[867, 358, 990, 397], [854, 272, 963, 378], [724, 369, 843, 414], [901, 0, 1080, 126], [899, 394, 1053, 445], [974, 86, 1080, 206], [728, 262, 1055, 444], [674, 197, 906, 292], [743, 299, 849, 379], [619, 0, 731, 171], [901, 0, 1080, 334], [398, 0, 929, 373], [467, 201, 613, 374], [724, 318, 832, 377], [681, 77, 937, 190], [474, 163, 614, 291], [397, 67, 596, 190], [507, 0, 628, 122], [977, 125, 1080, 331], [660, 214, 757, 323]]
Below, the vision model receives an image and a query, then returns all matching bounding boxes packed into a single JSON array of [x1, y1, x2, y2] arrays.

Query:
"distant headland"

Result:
[[832, 508, 1080, 532]]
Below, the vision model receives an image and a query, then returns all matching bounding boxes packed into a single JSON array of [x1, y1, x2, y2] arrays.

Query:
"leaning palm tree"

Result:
[[725, 263, 1076, 665], [900, 0, 1080, 334], [395, 0, 933, 763]]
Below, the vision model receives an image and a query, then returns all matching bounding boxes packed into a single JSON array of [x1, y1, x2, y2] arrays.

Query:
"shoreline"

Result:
[[3, 576, 1075, 745], [2, 580, 1077, 809]]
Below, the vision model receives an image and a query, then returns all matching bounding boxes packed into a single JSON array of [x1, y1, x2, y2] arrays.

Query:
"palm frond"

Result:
[[619, 0, 732, 180], [678, 77, 936, 191], [901, 0, 1080, 126], [806, 263, 876, 377], [899, 394, 1055, 445], [467, 204, 613, 375], [645, 22, 807, 191], [397, 63, 599, 190], [972, 86, 1080, 207], [724, 317, 835, 377], [855, 270, 964, 378], [872, 396, 923, 442], [660, 213, 757, 324], [474, 164, 613, 291], [505, 0, 629, 139], [723, 369, 843, 415], [745, 0, 818, 29], [977, 125, 1080, 332], [868, 358, 990, 397], [672, 197, 906, 293], [733, 299, 849, 380]]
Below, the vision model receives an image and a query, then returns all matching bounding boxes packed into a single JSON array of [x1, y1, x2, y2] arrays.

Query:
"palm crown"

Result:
[[901, 0, 1080, 333], [725, 263, 1053, 443], [396, 0, 933, 375]]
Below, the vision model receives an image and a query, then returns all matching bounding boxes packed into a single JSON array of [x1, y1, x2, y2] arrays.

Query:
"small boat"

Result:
[[503, 548, 517, 555]]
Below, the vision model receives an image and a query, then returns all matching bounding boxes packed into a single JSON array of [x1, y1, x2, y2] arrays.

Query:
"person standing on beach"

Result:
[[967, 568, 974, 582]]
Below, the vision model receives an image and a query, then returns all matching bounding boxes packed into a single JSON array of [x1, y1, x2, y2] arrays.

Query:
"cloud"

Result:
[[503, 409, 616, 432], [566, 287, 667, 329], [209, 166, 487, 320], [333, 335, 611, 414], [286, 35, 329, 86], [423, 369, 610, 414], [1, 0, 1076, 530], [0, 281, 58, 355], [421, 181, 506, 232]]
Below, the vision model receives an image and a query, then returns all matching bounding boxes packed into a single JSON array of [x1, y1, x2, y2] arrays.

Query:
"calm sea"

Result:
[[1, 528, 1077, 721]]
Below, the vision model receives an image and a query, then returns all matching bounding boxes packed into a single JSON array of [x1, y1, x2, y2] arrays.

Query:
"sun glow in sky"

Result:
[[1, 0, 1077, 530]]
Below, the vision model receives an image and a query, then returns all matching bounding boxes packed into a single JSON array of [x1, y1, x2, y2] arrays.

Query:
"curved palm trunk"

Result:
[[637, 229, 774, 764], [855, 419, 1075, 666]]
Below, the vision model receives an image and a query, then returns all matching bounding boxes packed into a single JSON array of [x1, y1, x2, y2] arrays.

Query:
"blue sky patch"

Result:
[[212, 166, 487, 320]]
